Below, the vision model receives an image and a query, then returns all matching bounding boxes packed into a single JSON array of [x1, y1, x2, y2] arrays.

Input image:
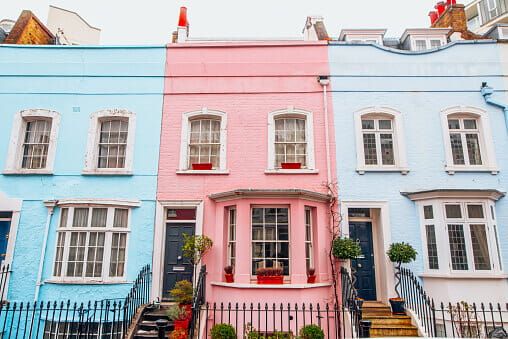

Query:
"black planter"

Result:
[[389, 298, 405, 315]]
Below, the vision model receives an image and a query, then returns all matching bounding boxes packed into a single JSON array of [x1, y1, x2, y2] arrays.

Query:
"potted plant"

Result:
[[281, 162, 301, 169], [332, 237, 362, 261], [170, 328, 188, 339], [224, 265, 234, 283], [299, 324, 325, 339], [182, 234, 213, 286], [192, 163, 213, 170], [386, 242, 417, 315], [256, 267, 284, 284], [210, 323, 236, 339], [170, 280, 193, 315], [167, 304, 191, 331], [307, 267, 316, 283]]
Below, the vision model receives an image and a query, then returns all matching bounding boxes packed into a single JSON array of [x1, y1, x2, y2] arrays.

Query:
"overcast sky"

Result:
[[3, 0, 444, 45]]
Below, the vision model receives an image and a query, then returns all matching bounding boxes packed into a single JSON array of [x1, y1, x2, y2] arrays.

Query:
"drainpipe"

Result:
[[318, 75, 332, 184], [481, 82, 508, 132], [34, 200, 57, 301]]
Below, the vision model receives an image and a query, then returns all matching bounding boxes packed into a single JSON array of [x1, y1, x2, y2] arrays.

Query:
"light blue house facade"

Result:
[[330, 38, 508, 304], [0, 45, 166, 303]]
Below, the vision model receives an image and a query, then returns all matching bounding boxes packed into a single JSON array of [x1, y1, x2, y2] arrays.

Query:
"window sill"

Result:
[[264, 169, 319, 175], [420, 272, 508, 279], [82, 170, 133, 176], [356, 167, 409, 175], [445, 166, 499, 175], [45, 279, 130, 285], [3, 169, 53, 175], [211, 282, 332, 289], [176, 170, 230, 175]]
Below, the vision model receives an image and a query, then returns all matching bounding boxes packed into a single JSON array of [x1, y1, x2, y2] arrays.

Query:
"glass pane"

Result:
[[252, 226, 263, 241], [265, 208, 276, 223], [430, 40, 441, 48], [361, 120, 374, 130], [448, 119, 460, 130], [445, 205, 462, 219], [415, 40, 427, 51], [252, 208, 263, 224], [467, 205, 484, 219], [276, 208, 288, 223], [252, 243, 264, 258], [380, 133, 394, 165], [464, 119, 477, 129], [363, 133, 377, 165], [21, 119, 52, 169], [425, 225, 439, 270], [424, 205, 434, 220], [466, 134, 482, 165], [277, 225, 289, 241], [448, 224, 469, 270], [91, 208, 107, 228], [378, 120, 392, 130], [449, 134, 465, 165], [73, 208, 89, 227], [265, 224, 276, 240], [60, 208, 68, 228], [113, 209, 129, 228], [470, 224, 491, 270]]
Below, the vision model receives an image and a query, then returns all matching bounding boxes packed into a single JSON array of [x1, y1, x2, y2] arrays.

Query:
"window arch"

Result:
[[4, 109, 61, 174], [267, 108, 316, 172], [179, 108, 227, 172], [354, 107, 408, 174], [440, 106, 498, 174], [83, 109, 136, 174]]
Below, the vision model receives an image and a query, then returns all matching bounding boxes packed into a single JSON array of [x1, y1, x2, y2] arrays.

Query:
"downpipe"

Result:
[[34, 200, 57, 301], [481, 82, 508, 132]]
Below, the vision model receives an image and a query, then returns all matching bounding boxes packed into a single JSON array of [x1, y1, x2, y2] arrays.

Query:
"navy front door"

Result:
[[0, 212, 12, 264], [162, 222, 195, 300], [349, 222, 377, 301]]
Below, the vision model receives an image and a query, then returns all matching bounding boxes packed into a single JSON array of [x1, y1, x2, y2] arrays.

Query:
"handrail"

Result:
[[189, 265, 206, 338], [122, 264, 151, 335], [340, 266, 362, 335]]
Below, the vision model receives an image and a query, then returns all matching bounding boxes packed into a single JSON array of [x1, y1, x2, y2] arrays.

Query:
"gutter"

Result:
[[481, 82, 508, 132], [34, 200, 57, 301]]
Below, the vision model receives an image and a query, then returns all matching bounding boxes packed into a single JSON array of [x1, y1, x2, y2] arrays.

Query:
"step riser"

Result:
[[364, 318, 412, 325], [371, 329, 418, 337]]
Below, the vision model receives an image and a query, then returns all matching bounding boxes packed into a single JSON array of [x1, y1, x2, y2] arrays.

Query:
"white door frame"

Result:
[[151, 200, 204, 300], [0, 192, 22, 300]]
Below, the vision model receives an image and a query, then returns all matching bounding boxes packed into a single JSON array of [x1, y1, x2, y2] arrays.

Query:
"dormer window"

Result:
[[339, 29, 386, 45], [400, 28, 450, 51]]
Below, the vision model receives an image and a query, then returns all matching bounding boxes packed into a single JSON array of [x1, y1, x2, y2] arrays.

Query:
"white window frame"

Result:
[[4, 109, 60, 174], [83, 109, 136, 175], [51, 205, 131, 283], [441, 106, 498, 174], [354, 107, 409, 174], [266, 107, 317, 174], [410, 35, 446, 51], [417, 198, 502, 276], [178, 108, 228, 174], [227, 207, 236, 267], [305, 207, 314, 270]]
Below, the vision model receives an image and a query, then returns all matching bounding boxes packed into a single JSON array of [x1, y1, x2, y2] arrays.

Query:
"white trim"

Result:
[[54, 199, 141, 207], [0, 192, 21, 300], [83, 109, 136, 175], [176, 170, 230, 175], [267, 107, 316, 172], [151, 200, 204, 300], [400, 28, 451, 45], [178, 109, 228, 172], [339, 29, 387, 42], [264, 169, 319, 174], [354, 107, 409, 174], [210, 281, 332, 289], [4, 109, 61, 174], [440, 106, 499, 174]]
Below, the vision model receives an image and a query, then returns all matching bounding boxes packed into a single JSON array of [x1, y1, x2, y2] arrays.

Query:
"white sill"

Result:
[[82, 170, 133, 176], [420, 272, 508, 279], [445, 166, 499, 175], [356, 167, 409, 175], [264, 169, 319, 174], [211, 282, 332, 289], [176, 169, 230, 175], [45, 279, 130, 285], [3, 169, 53, 175]]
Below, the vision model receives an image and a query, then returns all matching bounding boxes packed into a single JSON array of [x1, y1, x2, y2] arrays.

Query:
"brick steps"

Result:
[[362, 301, 419, 337]]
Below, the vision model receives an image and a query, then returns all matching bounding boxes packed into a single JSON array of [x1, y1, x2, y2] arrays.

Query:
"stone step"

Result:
[[133, 329, 160, 339], [143, 312, 170, 322], [363, 315, 413, 326], [370, 324, 418, 337], [138, 320, 174, 332]]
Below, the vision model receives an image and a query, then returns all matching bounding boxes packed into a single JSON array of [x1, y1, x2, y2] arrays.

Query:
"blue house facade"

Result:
[[0, 45, 165, 303], [330, 39, 508, 305]]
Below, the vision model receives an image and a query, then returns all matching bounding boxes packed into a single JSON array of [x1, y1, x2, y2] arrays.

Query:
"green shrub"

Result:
[[169, 280, 193, 304], [332, 237, 362, 260], [256, 267, 283, 276], [299, 324, 325, 339], [210, 323, 236, 339], [387, 242, 417, 264]]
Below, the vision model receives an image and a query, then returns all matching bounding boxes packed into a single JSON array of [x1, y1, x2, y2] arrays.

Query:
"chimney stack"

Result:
[[430, 1, 484, 40], [173, 7, 189, 43], [303, 16, 329, 41]]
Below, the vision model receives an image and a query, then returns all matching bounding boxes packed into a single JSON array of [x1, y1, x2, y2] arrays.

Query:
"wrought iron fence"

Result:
[[192, 302, 356, 339], [0, 264, 10, 302], [122, 264, 151, 335], [189, 265, 207, 338], [340, 266, 362, 336]]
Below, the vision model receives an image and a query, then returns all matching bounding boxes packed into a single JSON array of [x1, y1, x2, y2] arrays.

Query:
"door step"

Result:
[[362, 302, 419, 337]]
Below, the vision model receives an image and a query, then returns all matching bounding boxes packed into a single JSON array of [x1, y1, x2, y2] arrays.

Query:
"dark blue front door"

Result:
[[0, 212, 12, 264], [349, 222, 377, 301]]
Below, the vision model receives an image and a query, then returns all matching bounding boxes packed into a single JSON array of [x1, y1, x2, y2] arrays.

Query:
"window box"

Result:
[[191, 163, 213, 170], [281, 162, 301, 169], [257, 275, 284, 285]]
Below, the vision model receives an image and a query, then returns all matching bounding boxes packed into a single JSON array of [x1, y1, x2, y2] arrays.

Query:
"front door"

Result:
[[0, 212, 12, 264], [349, 222, 376, 301], [162, 222, 195, 300]]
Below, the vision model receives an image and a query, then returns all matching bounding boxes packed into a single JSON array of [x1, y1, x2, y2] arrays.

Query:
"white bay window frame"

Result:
[[441, 106, 498, 174], [354, 107, 408, 174], [4, 109, 60, 175]]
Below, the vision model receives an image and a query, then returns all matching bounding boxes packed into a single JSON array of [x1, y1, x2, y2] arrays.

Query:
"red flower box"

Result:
[[225, 273, 234, 283], [174, 318, 190, 331], [307, 275, 316, 283], [257, 275, 284, 284], [281, 162, 301, 169], [192, 163, 213, 170]]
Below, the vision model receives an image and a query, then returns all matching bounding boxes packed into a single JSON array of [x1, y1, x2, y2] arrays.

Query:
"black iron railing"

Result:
[[122, 264, 151, 335], [340, 266, 362, 336], [189, 265, 207, 338], [0, 264, 10, 302], [192, 302, 356, 338]]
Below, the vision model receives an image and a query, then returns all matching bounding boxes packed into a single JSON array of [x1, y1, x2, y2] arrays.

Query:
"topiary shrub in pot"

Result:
[[224, 265, 234, 283], [210, 323, 236, 339], [167, 304, 191, 331], [307, 267, 316, 283], [386, 242, 417, 315], [299, 324, 325, 339], [170, 280, 193, 315], [332, 237, 362, 261]]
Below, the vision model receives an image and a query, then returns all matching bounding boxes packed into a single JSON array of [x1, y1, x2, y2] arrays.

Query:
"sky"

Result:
[[3, 0, 445, 45]]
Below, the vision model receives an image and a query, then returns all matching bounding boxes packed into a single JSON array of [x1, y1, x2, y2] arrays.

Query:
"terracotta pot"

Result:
[[179, 304, 192, 319], [225, 273, 234, 283], [307, 275, 316, 283], [257, 275, 284, 284], [192, 163, 213, 170], [281, 162, 301, 169], [174, 318, 190, 331]]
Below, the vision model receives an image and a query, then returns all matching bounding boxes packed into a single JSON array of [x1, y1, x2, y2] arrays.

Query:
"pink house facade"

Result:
[[153, 40, 336, 305]]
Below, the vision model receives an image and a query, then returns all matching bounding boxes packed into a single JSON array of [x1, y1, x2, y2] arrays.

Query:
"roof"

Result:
[[339, 29, 387, 40], [208, 189, 331, 202], [400, 28, 452, 43], [3, 10, 54, 44], [400, 189, 505, 201]]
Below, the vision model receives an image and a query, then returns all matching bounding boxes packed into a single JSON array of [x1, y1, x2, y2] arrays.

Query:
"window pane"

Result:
[[470, 224, 491, 270], [53, 232, 66, 277], [363, 133, 377, 165], [464, 119, 477, 129], [188, 119, 221, 169], [448, 119, 460, 130], [466, 134, 482, 165], [361, 120, 374, 130], [430, 40, 442, 48], [98, 119, 128, 169], [227, 208, 236, 266], [445, 204, 462, 219], [424, 205, 434, 220], [73, 208, 89, 227], [85, 232, 105, 277], [467, 205, 484, 219], [110, 233, 126, 277], [448, 224, 469, 270], [415, 40, 427, 51], [380, 133, 394, 165], [91, 208, 108, 228], [378, 120, 392, 130], [494, 225, 502, 270], [449, 134, 465, 165], [60, 208, 68, 228], [425, 225, 439, 269], [274, 118, 307, 168], [21, 119, 52, 169], [113, 209, 128, 228], [66, 232, 87, 277]]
